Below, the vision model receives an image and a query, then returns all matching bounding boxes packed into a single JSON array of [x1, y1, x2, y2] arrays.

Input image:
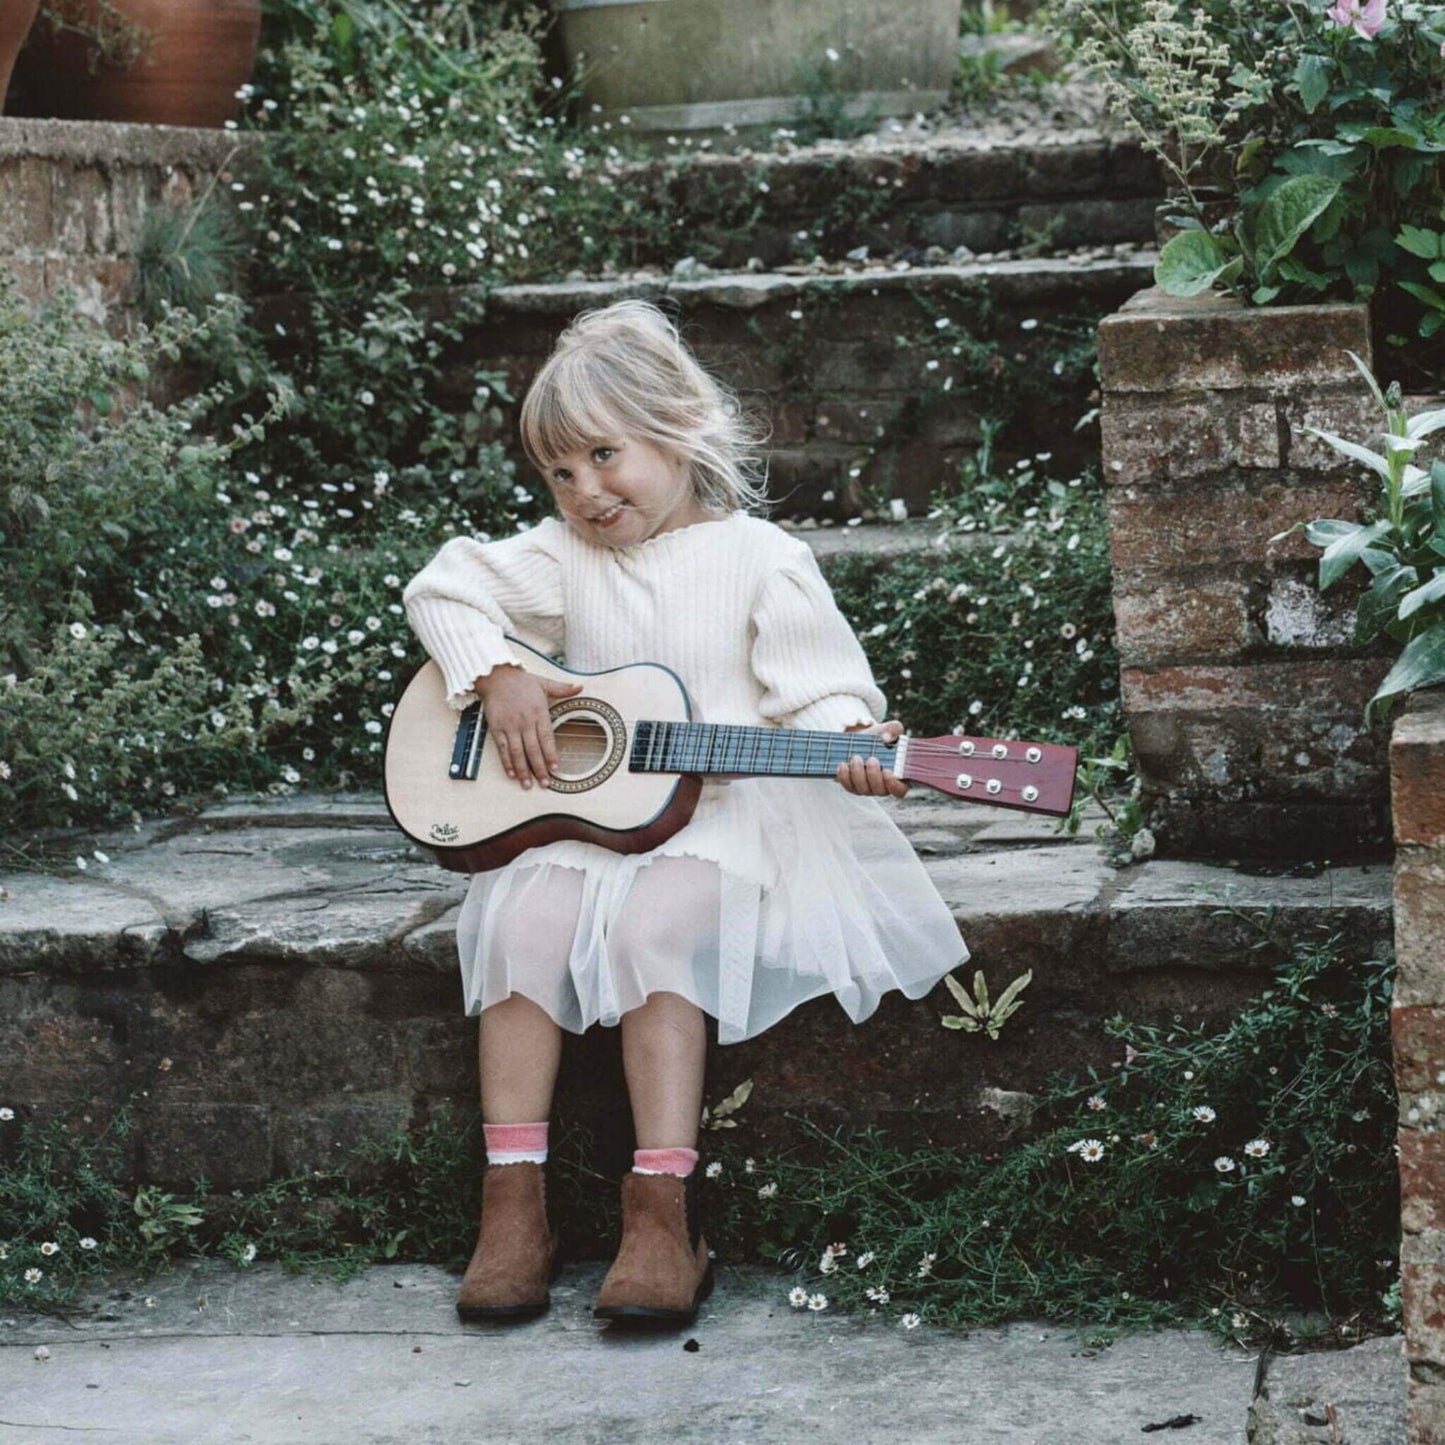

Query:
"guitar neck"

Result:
[[629, 720, 896, 779]]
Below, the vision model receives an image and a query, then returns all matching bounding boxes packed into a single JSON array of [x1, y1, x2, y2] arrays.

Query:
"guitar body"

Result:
[[383, 650, 703, 874]]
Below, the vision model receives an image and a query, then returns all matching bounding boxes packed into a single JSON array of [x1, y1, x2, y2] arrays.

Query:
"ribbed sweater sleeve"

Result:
[[751, 540, 886, 731], [402, 520, 565, 711]]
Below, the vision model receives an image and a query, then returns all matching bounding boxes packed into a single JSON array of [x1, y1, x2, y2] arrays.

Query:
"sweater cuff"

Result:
[[405, 596, 521, 711], [785, 694, 879, 733]]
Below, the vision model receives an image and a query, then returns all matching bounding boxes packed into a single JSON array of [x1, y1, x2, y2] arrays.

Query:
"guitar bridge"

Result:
[[448, 702, 488, 781]]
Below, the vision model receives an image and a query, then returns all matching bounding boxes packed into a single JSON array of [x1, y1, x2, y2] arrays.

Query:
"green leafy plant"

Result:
[[132, 1187, 205, 1255], [1047, 0, 1445, 355], [1271, 349, 1445, 724], [939, 967, 1033, 1038]]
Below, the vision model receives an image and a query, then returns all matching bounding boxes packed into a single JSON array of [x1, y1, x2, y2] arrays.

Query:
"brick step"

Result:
[[0, 795, 1391, 1188]]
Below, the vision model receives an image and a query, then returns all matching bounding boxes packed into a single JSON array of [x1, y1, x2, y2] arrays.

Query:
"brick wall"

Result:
[[1098, 285, 1441, 861], [1392, 688, 1445, 1442], [0, 116, 258, 325]]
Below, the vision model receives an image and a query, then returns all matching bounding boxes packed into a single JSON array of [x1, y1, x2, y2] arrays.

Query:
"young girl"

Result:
[[402, 299, 968, 1329]]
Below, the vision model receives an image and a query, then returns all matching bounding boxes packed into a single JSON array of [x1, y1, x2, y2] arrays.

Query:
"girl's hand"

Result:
[[837, 719, 909, 798], [475, 664, 583, 789]]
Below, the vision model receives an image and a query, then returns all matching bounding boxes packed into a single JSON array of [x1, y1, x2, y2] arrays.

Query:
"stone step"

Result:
[[0, 1258, 1289, 1445], [572, 130, 1163, 270], [427, 250, 1159, 517], [0, 794, 1392, 1189]]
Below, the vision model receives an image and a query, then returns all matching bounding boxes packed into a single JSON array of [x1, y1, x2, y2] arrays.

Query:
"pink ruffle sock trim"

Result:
[[632, 1147, 699, 1177], [484, 1120, 548, 1164]]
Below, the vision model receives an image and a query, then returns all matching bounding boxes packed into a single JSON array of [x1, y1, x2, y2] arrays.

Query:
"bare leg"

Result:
[[620, 990, 707, 1150], [479, 993, 563, 1124]]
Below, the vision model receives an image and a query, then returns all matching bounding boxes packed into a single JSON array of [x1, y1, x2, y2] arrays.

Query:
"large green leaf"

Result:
[[1247, 175, 1341, 278], [1366, 620, 1445, 725], [1299, 426, 1392, 481], [1398, 568, 1445, 620], [1295, 53, 1331, 114], [1354, 564, 1418, 643], [1319, 518, 1393, 589], [1155, 231, 1242, 297], [1398, 225, 1444, 259]]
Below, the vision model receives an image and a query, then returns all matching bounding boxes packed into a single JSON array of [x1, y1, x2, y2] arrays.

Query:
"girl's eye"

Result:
[[593, 447, 613, 462]]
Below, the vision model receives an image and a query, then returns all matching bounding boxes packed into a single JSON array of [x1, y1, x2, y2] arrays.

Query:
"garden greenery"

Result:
[[1046, 0, 1445, 372], [0, 916, 1399, 1346], [1273, 350, 1445, 721]]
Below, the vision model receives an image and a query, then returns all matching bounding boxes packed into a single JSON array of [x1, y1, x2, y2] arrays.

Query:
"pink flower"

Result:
[[1326, 0, 1386, 38]]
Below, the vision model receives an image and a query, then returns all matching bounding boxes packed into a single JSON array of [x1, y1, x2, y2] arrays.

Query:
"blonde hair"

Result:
[[518, 299, 770, 513]]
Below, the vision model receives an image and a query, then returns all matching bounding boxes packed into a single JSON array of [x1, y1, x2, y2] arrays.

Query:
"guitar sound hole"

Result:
[[550, 715, 611, 780]]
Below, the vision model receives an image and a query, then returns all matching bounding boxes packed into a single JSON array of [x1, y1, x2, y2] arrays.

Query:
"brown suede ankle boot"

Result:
[[456, 1160, 562, 1322], [592, 1168, 714, 1327]]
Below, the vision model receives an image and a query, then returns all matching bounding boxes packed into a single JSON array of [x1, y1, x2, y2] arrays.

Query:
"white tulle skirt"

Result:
[[454, 778, 968, 1045]]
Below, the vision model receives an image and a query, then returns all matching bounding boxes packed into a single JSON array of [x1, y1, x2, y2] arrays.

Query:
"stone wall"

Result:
[[1098, 285, 1442, 862], [1392, 688, 1445, 1443], [403, 255, 1154, 520], [0, 117, 258, 325]]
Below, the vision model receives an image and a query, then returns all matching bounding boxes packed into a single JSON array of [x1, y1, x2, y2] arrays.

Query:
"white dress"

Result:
[[402, 510, 969, 1045]]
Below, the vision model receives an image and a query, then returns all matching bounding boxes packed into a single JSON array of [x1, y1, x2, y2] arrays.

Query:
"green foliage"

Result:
[[1271, 351, 1445, 725], [1048, 0, 1445, 351], [0, 279, 487, 842], [826, 445, 1121, 767], [133, 192, 250, 323], [707, 920, 1399, 1344]]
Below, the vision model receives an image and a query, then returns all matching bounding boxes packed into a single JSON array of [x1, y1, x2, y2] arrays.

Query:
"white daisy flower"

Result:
[[806, 1293, 828, 1311], [1213, 1156, 1236, 1173], [900, 1312, 921, 1329], [1243, 1138, 1270, 1158], [788, 1286, 809, 1308], [79, 1237, 97, 1250], [39, 1241, 59, 1256], [1193, 1106, 1216, 1123]]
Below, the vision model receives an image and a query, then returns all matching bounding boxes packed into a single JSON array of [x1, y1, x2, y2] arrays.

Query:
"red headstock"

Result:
[[897, 733, 1078, 816]]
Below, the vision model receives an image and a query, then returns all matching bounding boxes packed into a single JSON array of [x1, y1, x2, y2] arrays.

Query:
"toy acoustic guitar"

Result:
[[384, 637, 1079, 874]]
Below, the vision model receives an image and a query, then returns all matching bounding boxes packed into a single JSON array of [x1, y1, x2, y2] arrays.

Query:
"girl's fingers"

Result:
[[517, 723, 551, 789], [494, 730, 517, 782]]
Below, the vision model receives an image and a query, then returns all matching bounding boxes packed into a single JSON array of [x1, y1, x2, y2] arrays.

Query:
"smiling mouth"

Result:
[[589, 504, 626, 525]]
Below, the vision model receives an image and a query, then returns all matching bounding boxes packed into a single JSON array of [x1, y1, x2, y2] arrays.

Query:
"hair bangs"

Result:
[[520, 352, 632, 476]]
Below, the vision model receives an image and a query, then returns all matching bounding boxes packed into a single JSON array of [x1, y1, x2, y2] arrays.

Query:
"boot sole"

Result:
[[592, 1258, 715, 1327], [456, 1243, 565, 1323]]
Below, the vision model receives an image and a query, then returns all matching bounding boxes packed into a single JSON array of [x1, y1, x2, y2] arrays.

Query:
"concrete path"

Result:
[[0, 1260, 1265, 1445]]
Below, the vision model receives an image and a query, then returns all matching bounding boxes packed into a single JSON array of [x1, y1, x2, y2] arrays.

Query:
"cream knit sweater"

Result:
[[402, 510, 886, 732]]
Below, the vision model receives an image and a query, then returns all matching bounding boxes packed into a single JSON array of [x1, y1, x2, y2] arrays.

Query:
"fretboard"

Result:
[[629, 720, 895, 778]]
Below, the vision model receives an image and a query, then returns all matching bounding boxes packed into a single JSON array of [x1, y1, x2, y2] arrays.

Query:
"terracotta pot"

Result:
[[0, 0, 41, 110], [23, 0, 261, 128]]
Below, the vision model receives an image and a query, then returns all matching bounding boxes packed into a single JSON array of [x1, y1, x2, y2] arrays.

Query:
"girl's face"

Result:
[[543, 434, 713, 547]]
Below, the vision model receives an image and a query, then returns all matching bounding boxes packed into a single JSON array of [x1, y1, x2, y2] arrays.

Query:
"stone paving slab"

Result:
[[0, 1260, 1265, 1445], [0, 793, 1394, 978], [1247, 1335, 1406, 1445]]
